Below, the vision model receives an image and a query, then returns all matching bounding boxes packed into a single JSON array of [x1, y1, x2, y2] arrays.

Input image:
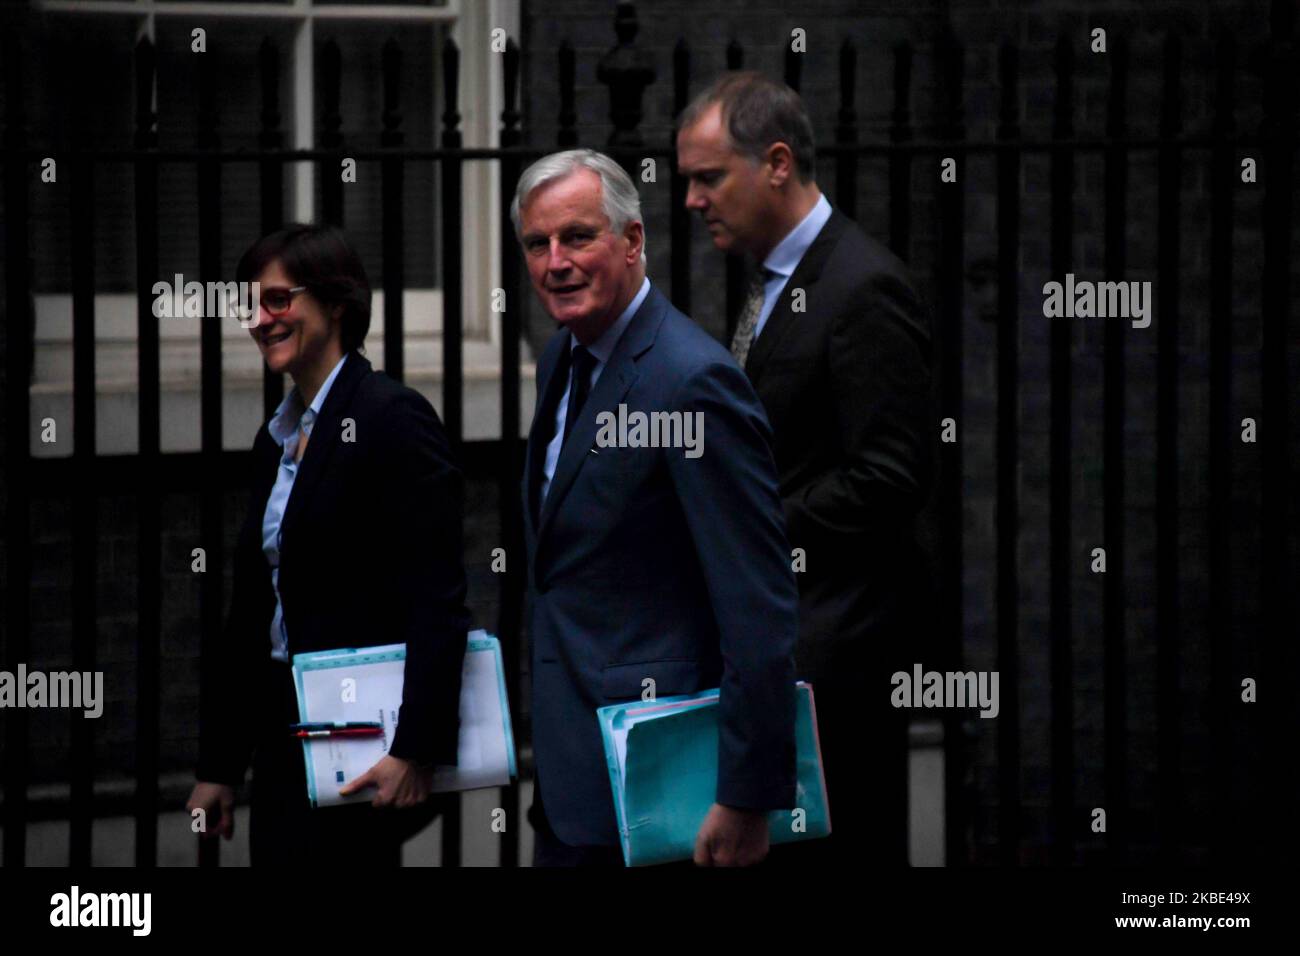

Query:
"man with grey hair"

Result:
[[678, 72, 935, 868], [515, 149, 800, 867], [511, 149, 648, 266]]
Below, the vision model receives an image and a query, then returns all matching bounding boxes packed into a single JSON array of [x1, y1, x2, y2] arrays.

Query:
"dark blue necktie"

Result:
[[562, 345, 597, 448]]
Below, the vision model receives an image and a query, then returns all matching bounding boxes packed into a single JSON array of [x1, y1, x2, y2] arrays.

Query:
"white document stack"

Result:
[[291, 630, 517, 808]]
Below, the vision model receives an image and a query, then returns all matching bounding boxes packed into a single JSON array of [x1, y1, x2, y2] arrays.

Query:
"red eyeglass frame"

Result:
[[260, 285, 308, 317]]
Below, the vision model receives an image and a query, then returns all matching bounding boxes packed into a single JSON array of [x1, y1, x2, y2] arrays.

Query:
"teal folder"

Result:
[[596, 681, 831, 867]]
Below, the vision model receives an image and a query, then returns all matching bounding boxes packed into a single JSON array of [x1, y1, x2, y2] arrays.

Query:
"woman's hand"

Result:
[[186, 782, 236, 840], [338, 754, 433, 809]]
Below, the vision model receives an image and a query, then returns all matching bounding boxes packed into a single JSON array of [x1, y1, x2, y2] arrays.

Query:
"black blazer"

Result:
[[197, 351, 470, 786], [743, 209, 934, 679]]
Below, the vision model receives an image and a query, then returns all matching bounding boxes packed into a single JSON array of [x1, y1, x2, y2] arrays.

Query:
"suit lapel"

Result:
[[534, 286, 667, 550], [743, 209, 848, 385], [279, 350, 371, 543]]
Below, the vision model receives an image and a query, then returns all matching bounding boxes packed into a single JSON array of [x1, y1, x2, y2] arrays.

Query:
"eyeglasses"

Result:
[[260, 285, 308, 316]]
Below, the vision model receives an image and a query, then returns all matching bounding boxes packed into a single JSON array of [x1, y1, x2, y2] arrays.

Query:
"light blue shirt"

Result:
[[262, 351, 350, 662], [540, 276, 650, 505], [752, 193, 833, 341]]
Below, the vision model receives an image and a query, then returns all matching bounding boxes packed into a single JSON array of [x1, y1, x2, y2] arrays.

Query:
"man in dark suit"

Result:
[[513, 149, 800, 867], [677, 72, 934, 867]]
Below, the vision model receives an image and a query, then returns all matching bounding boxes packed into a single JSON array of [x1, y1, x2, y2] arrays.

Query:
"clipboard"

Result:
[[291, 630, 517, 807]]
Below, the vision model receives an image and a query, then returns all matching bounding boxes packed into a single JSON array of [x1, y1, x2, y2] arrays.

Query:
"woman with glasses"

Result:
[[186, 223, 470, 866]]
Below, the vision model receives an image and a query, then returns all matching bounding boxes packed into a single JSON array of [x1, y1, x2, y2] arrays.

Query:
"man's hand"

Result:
[[693, 802, 770, 867], [186, 782, 236, 840], [338, 754, 432, 809]]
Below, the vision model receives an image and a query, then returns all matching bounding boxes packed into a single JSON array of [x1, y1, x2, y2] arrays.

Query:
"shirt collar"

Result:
[[762, 193, 832, 280], [569, 276, 651, 365], [268, 351, 351, 446]]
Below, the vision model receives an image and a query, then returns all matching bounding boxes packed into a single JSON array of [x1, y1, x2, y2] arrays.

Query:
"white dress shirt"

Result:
[[752, 193, 832, 341], [540, 276, 651, 505]]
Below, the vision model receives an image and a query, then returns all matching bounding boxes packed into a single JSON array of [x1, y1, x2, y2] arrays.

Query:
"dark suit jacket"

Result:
[[197, 350, 471, 786], [523, 284, 800, 848], [743, 209, 934, 680]]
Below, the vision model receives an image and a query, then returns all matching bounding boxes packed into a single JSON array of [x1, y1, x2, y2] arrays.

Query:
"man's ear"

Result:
[[767, 141, 795, 188], [624, 220, 645, 264]]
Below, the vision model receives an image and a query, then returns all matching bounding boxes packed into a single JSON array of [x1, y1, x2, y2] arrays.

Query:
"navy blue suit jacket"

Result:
[[522, 283, 800, 848]]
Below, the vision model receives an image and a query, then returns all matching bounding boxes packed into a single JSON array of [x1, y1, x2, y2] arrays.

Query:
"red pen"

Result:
[[292, 727, 384, 739]]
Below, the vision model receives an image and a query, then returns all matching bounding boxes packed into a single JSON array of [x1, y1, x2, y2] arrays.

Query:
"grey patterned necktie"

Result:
[[729, 268, 769, 370]]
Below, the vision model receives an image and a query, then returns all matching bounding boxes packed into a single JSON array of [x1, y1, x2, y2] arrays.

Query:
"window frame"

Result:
[[27, 0, 527, 450]]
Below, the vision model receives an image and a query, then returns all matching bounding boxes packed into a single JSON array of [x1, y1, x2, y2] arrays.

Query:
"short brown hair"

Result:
[[678, 71, 817, 183], [236, 224, 372, 352]]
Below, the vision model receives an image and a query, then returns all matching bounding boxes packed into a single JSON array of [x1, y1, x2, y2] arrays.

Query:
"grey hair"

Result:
[[510, 149, 647, 261]]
